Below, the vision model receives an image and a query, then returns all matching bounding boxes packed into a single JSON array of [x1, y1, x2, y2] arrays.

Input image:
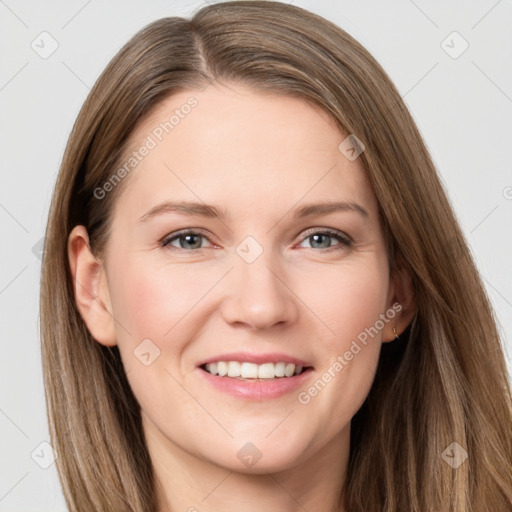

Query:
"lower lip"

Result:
[[197, 367, 314, 400]]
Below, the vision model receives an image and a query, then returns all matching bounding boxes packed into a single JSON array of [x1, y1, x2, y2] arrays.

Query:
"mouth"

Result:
[[196, 352, 315, 400], [199, 361, 314, 380]]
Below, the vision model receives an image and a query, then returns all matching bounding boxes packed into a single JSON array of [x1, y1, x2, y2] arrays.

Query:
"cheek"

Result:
[[307, 259, 389, 345], [108, 256, 208, 343], [297, 261, 388, 421], [106, 258, 206, 412]]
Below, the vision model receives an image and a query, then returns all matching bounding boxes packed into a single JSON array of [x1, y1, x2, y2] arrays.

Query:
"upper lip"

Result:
[[197, 352, 313, 368]]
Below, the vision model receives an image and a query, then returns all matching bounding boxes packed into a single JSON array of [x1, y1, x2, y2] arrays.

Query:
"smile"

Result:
[[202, 361, 309, 379]]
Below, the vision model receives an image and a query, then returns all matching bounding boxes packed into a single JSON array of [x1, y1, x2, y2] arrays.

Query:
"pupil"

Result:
[[312, 234, 329, 248], [183, 234, 201, 249]]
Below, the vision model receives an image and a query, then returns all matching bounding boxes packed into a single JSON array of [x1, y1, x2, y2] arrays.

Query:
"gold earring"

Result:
[[393, 327, 400, 340]]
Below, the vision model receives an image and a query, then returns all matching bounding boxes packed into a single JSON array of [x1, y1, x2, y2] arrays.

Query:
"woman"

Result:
[[40, 1, 512, 511]]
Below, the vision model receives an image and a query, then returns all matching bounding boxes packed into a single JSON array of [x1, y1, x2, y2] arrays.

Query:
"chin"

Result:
[[202, 436, 311, 474]]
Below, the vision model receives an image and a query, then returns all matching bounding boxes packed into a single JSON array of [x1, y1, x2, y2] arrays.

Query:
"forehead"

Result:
[[112, 83, 378, 222]]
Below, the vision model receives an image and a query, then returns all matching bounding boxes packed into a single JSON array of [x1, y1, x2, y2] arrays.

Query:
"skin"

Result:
[[68, 82, 415, 512]]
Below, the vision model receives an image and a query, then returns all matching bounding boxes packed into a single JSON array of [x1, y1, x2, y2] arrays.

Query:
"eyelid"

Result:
[[160, 228, 217, 249], [295, 227, 353, 250], [298, 227, 352, 242]]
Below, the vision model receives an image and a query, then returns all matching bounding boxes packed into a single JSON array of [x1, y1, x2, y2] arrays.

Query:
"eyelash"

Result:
[[160, 228, 353, 253]]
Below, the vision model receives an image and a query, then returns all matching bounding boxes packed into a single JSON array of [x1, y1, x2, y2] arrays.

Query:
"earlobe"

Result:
[[382, 253, 416, 343], [67, 225, 117, 346]]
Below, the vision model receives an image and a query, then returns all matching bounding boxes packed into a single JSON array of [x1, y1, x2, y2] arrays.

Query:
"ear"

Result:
[[382, 251, 416, 343], [67, 225, 117, 346]]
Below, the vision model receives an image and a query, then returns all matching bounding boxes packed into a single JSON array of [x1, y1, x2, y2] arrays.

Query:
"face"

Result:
[[91, 83, 399, 473]]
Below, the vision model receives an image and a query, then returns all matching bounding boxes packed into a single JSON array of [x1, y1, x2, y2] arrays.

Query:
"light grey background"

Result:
[[1, 0, 511, 510]]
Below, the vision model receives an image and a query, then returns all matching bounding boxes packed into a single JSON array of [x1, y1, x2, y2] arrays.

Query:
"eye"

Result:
[[297, 229, 352, 251], [160, 228, 352, 252], [161, 230, 213, 251]]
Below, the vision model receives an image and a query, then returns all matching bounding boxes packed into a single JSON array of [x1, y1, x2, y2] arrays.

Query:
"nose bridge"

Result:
[[220, 237, 298, 329]]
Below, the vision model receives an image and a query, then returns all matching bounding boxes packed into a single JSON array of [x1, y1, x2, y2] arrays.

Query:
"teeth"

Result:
[[274, 362, 285, 377], [204, 361, 306, 379], [217, 361, 228, 377], [241, 362, 258, 379], [258, 363, 275, 379], [227, 361, 241, 377], [284, 363, 295, 377]]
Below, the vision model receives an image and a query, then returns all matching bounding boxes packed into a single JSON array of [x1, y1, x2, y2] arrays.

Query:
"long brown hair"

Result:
[[40, 1, 512, 510]]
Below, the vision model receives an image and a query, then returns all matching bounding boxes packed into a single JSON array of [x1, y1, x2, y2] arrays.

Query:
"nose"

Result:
[[220, 250, 299, 331]]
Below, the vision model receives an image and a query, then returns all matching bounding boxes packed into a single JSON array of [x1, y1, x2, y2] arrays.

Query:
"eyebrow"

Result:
[[138, 200, 369, 222]]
